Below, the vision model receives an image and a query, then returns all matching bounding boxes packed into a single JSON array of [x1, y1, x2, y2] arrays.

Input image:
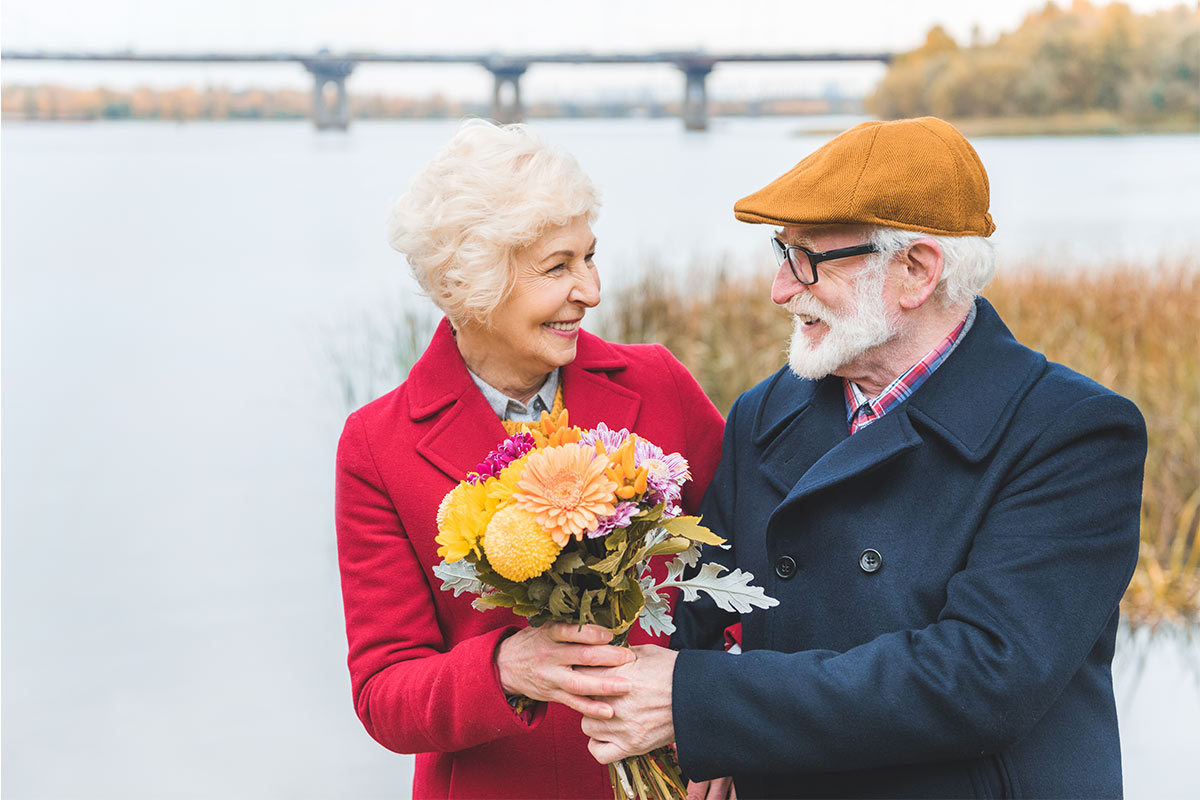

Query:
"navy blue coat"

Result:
[[672, 298, 1146, 799]]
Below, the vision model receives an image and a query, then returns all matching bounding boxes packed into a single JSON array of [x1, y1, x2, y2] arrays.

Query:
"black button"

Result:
[[775, 555, 797, 580], [859, 549, 882, 573]]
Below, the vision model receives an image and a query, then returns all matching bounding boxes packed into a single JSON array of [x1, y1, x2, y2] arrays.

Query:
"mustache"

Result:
[[785, 293, 836, 320]]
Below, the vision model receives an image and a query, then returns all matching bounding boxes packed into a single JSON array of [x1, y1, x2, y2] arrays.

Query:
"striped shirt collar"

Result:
[[843, 303, 976, 435], [468, 367, 560, 422]]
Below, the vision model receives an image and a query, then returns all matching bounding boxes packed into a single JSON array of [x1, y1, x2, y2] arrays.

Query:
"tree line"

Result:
[[867, 1, 1199, 123]]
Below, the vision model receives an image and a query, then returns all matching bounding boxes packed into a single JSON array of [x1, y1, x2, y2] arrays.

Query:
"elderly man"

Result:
[[581, 117, 1146, 799]]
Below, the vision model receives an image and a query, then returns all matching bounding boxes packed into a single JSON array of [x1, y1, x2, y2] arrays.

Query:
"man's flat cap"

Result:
[[734, 116, 995, 237]]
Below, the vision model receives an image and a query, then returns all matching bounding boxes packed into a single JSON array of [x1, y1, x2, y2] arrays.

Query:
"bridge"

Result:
[[1, 49, 893, 131]]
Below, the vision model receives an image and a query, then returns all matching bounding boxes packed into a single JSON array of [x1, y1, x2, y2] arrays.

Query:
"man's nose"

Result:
[[771, 262, 805, 306]]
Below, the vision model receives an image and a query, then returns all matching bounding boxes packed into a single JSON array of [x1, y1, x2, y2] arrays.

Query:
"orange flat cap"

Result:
[[734, 117, 995, 237]]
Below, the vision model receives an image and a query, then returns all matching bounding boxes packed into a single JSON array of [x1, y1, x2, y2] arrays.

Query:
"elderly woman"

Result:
[[335, 120, 725, 799]]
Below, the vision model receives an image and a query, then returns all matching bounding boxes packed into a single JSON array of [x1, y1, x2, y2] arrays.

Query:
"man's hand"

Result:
[[579, 644, 678, 763], [687, 777, 736, 800], [495, 623, 634, 719]]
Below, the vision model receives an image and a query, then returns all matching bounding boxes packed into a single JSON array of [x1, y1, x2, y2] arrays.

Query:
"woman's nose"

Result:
[[571, 266, 601, 307]]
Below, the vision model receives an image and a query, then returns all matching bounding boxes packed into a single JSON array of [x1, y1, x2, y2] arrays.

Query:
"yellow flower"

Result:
[[482, 505, 563, 582], [435, 481, 491, 562], [514, 443, 619, 546], [486, 458, 528, 511]]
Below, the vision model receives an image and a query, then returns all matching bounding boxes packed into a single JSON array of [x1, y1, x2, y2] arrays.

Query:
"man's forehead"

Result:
[[776, 224, 869, 246]]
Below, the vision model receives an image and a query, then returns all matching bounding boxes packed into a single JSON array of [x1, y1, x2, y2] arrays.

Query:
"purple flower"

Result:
[[468, 432, 535, 483], [588, 501, 639, 538], [630, 440, 690, 508], [579, 422, 629, 453]]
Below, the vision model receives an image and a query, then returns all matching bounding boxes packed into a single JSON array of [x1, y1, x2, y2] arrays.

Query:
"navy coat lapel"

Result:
[[757, 297, 1046, 520], [755, 372, 848, 498]]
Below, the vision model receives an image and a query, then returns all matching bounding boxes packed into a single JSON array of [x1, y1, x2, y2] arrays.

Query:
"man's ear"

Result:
[[898, 238, 944, 310]]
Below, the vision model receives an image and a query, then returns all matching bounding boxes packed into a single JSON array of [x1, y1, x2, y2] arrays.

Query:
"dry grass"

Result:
[[601, 264, 1200, 628]]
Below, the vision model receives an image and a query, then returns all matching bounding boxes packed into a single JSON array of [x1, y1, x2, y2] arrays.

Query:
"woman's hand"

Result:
[[687, 777, 736, 800], [495, 623, 635, 719]]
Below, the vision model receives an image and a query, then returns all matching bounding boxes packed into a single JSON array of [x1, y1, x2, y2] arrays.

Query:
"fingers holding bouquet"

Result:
[[496, 622, 634, 719], [578, 644, 678, 764]]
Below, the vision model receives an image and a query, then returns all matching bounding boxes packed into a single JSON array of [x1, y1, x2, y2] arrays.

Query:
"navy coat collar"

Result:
[[755, 297, 1047, 508], [405, 318, 642, 482]]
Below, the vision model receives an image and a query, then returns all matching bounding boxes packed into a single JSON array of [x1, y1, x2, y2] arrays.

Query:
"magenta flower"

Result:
[[468, 432, 536, 483]]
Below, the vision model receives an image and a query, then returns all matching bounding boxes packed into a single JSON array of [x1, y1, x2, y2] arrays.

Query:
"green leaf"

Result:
[[659, 515, 726, 546], [587, 549, 626, 574], [643, 536, 693, 559], [632, 502, 667, 522], [554, 549, 586, 573], [472, 593, 516, 610], [526, 578, 552, 606], [549, 584, 577, 616], [613, 581, 645, 629], [603, 528, 628, 553]]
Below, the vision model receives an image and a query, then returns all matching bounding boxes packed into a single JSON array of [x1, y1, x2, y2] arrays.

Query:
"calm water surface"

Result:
[[3, 118, 1198, 798]]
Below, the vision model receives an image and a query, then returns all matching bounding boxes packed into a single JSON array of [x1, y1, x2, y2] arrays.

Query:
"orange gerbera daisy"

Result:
[[513, 443, 619, 545]]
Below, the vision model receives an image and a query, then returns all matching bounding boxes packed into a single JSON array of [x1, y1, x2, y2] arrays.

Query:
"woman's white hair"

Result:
[[387, 119, 600, 327], [868, 227, 997, 309]]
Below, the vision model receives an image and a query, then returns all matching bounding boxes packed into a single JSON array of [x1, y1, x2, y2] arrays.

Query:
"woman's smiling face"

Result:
[[464, 216, 600, 393]]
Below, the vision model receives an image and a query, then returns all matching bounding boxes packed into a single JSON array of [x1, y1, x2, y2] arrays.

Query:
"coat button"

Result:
[[859, 549, 882, 573], [775, 555, 797, 580]]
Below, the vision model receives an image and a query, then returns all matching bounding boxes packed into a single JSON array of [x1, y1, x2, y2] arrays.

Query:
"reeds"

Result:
[[600, 263, 1200, 628]]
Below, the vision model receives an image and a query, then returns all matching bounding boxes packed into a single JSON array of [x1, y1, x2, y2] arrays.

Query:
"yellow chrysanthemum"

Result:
[[486, 458, 528, 511], [435, 481, 491, 562], [482, 505, 563, 582], [514, 443, 619, 546]]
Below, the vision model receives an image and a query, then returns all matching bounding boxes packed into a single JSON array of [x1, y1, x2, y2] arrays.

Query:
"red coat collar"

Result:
[[406, 318, 643, 482]]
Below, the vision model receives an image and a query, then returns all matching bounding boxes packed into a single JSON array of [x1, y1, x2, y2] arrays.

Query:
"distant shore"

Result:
[[796, 112, 1199, 139]]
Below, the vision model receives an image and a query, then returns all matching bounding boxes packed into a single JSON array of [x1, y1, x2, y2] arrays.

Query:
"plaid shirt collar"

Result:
[[843, 304, 976, 435]]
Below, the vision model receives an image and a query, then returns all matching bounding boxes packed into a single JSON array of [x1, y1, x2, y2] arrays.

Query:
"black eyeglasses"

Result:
[[771, 237, 880, 285]]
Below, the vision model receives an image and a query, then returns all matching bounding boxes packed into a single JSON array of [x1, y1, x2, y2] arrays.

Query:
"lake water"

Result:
[[2, 117, 1198, 799]]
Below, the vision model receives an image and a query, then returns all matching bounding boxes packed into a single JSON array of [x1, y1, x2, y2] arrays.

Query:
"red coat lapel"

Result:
[[407, 319, 509, 482], [562, 330, 641, 433]]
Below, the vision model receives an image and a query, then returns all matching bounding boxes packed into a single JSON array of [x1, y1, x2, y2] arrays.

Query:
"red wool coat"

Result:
[[335, 319, 725, 799]]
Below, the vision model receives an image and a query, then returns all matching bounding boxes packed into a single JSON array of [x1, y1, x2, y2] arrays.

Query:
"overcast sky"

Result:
[[2, 0, 1192, 98]]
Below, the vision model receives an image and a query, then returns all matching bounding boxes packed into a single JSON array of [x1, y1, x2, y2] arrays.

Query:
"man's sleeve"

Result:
[[672, 393, 1146, 779]]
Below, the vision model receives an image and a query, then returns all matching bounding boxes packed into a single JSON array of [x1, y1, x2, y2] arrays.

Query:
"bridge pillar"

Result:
[[487, 61, 528, 124], [302, 55, 356, 130], [678, 59, 716, 132]]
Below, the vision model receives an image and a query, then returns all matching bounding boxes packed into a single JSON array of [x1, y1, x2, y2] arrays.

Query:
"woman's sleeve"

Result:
[[335, 411, 545, 755], [656, 345, 725, 514]]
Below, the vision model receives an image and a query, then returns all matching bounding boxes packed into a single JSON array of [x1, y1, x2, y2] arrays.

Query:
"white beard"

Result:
[[785, 267, 899, 381]]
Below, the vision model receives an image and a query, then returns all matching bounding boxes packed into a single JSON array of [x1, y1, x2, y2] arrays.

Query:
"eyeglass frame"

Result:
[[771, 236, 881, 286]]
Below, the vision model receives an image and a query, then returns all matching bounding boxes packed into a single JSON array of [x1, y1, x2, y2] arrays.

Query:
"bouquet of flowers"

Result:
[[433, 409, 776, 800]]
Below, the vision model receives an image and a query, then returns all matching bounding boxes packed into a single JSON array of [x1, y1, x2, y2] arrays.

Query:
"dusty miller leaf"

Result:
[[636, 576, 676, 638], [661, 563, 779, 614], [433, 559, 484, 598]]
